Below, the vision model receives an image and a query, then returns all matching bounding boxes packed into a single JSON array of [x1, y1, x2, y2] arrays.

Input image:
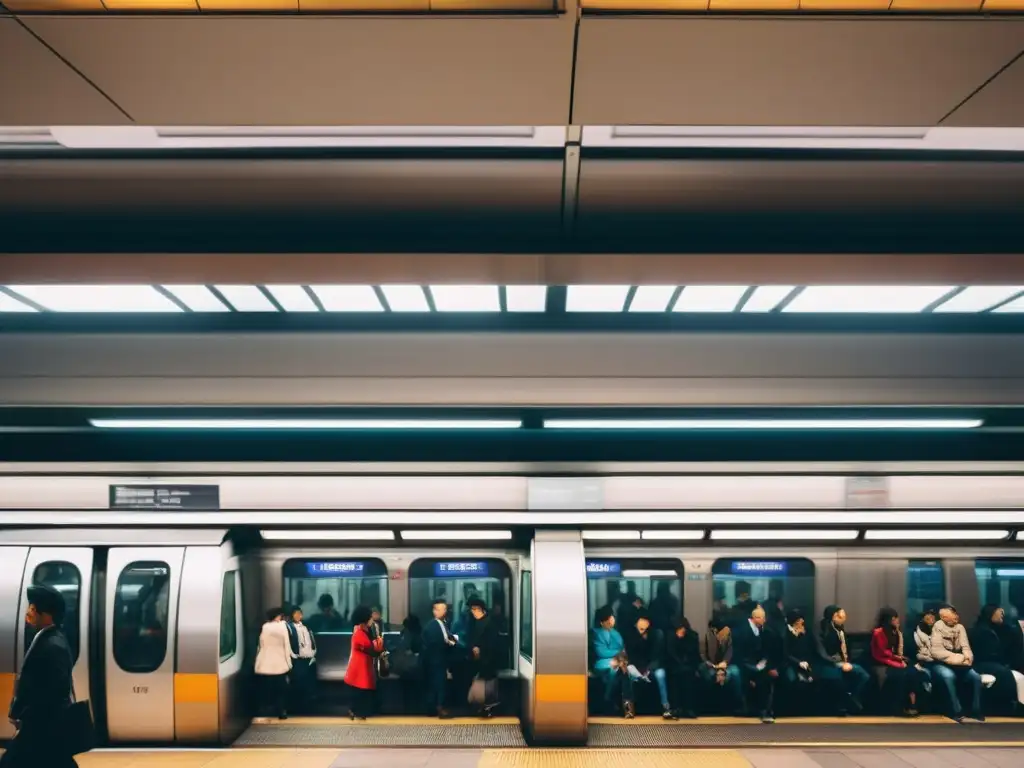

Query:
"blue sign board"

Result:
[[306, 561, 365, 577], [730, 561, 788, 576], [434, 561, 489, 578], [586, 561, 622, 578]]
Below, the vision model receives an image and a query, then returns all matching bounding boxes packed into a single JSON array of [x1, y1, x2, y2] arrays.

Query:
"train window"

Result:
[[408, 558, 513, 670], [113, 561, 171, 674], [520, 570, 533, 661], [711, 558, 815, 626], [907, 560, 945, 623], [282, 558, 390, 636], [975, 559, 1024, 627], [25, 561, 82, 665], [220, 571, 238, 662], [585, 559, 684, 632]]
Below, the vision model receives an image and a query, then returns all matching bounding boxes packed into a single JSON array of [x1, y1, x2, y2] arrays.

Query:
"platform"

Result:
[[234, 716, 527, 748], [29, 747, 1024, 768]]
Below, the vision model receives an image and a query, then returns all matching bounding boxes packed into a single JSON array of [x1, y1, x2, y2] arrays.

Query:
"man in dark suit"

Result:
[[732, 604, 779, 724], [422, 597, 456, 719], [3, 585, 77, 767]]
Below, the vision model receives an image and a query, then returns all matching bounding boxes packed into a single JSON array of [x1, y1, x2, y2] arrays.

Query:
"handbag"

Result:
[[375, 650, 391, 678], [64, 682, 96, 756], [468, 677, 498, 706]]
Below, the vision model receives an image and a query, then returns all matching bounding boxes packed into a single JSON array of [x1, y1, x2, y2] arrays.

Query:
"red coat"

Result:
[[871, 626, 906, 668], [344, 625, 382, 690]]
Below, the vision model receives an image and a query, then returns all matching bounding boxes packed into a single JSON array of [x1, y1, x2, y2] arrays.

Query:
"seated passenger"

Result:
[[931, 605, 983, 723], [733, 605, 779, 723], [971, 605, 1018, 713], [591, 605, 635, 718], [815, 605, 869, 716], [624, 612, 673, 719], [783, 609, 817, 691], [870, 607, 922, 717], [699, 612, 744, 715], [665, 618, 701, 719]]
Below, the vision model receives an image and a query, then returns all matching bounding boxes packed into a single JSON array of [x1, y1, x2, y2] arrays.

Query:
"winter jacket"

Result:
[[931, 620, 973, 666], [871, 627, 906, 668], [255, 620, 293, 676]]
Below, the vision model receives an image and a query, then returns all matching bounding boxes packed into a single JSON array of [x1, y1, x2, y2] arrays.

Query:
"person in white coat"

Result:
[[255, 607, 293, 719]]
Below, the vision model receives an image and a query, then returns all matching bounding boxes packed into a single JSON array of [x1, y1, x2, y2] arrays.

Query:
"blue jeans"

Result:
[[930, 663, 981, 717], [634, 667, 671, 710], [700, 664, 744, 711]]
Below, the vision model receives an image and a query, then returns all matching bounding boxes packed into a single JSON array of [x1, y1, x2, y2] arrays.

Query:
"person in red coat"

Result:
[[344, 605, 383, 720], [871, 607, 922, 717]]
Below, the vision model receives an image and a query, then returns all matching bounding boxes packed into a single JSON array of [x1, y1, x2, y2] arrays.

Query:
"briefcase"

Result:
[[64, 699, 96, 755]]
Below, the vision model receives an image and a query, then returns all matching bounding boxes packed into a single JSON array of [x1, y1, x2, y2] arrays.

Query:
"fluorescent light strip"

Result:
[[932, 286, 1024, 313], [622, 570, 679, 578], [5, 285, 181, 313], [309, 285, 384, 312], [543, 418, 983, 430], [429, 285, 500, 312], [259, 530, 394, 541], [629, 286, 677, 312], [742, 286, 796, 313], [582, 530, 641, 540], [505, 286, 547, 312], [214, 285, 278, 312], [400, 530, 512, 541], [674, 285, 749, 313], [641, 530, 706, 540], [993, 294, 1024, 314], [88, 419, 524, 430], [710, 529, 860, 541], [566, 285, 631, 312], [160, 285, 230, 312], [0, 291, 37, 313], [995, 569, 1024, 577], [864, 529, 1009, 541], [784, 286, 956, 313], [265, 285, 319, 313], [381, 285, 430, 312]]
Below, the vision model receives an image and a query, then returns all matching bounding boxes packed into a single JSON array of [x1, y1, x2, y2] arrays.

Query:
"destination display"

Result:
[[434, 561, 489, 577], [109, 484, 220, 510], [306, 561, 366, 577], [586, 560, 622, 578], [731, 561, 788, 576]]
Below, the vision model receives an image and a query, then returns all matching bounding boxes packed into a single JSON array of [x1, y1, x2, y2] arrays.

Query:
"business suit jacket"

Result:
[[422, 618, 453, 669], [732, 620, 771, 671], [8, 626, 74, 741]]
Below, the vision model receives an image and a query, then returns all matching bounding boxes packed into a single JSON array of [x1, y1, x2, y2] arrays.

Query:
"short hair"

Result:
[[351, 606, 373, 626], [318, 594, 334, 609], [468, 597, 487, 611], [635, 612, 652, 623], [266, 607, 282, 622], [431, 597, 448, 608], [595, 605, 614, 624], [27, 585, 65, 625], [736, 581, 752, 595]]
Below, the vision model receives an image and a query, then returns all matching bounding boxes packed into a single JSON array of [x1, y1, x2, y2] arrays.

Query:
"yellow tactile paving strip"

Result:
[[481, 749, 752, 768], [588, 715, 1022, 725]]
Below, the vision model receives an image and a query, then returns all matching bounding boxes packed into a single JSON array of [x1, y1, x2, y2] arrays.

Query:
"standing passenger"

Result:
[[254, 608, 292, 720], [466, 598, 501, 718], [930, 605, 983, 723], [815, 605, 869, 716], [590, 606, 635, 718], [870, 608, 921, 717], [732, 606, 779, 723], [344, 606, 382, 720], [287, 607, 317, 714], [422, 598, 456, 719], [3, 585, 78, 768], [665, 618, 701, 719]]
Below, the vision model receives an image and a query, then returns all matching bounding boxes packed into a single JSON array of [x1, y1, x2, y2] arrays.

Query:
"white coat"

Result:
[[255, 620, 293, 676]]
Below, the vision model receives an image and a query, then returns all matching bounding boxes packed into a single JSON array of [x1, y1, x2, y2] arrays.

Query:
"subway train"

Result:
[[2, 469, 1024, 747]]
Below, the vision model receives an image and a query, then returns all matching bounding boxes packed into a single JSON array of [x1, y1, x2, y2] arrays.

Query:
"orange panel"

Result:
[[103, 0, 200, 8], [582, 0, 708, 7], [983, 0, 1024, 8], [535, 674, 587, 704], [299, 0, 430, 9], [431, 0, 559, 10], [199, 0, 299, 9], [709, 0, 800, 7], [800, 0, 891, 9], [2, 0, 105, 8], [890, 0, 982, 9]]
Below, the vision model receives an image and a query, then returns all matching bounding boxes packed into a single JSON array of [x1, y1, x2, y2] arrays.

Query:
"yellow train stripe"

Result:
[[173, 672, 219, 705], [0, 673, 15, 717], [536, 674, 588, 705]]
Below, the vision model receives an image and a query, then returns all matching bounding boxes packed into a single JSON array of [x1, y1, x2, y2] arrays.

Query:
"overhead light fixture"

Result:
[[783, 286, 956, 313], [641, 530, 706, 540], [931, 287, 1024, 313], [543, 418, 983, 430], [259, 530, 395, 541], [400, 530, 512, 541], [160, 285, 230, 312], [566, 285, 630, 312], [582, 530, 641, 540], [429, 285, 500, 312], [864, 529, 1009, 541], [213, 285, 278, 312], [504, 286, 547, 312], [992, 294, 1024, 314], [0, 291, 37, 313], [629, 286, 677, 312], [265, 285, 319, 313], [741, 286, 797, 313], [308, 285, 384, 312], [710, 529, 860, 541], [622, 569, 679, 578], [674, 285, 750, 313], [88, 418, 524, 430], [381, 285, 430, 312], [4, 285, 182, 313], [995, 568, 1024, 577]]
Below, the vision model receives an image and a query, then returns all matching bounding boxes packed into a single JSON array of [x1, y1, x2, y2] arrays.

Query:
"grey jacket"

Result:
[[930, 620, 973, 666]]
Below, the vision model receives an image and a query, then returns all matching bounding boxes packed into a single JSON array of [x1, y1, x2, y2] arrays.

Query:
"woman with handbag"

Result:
[[466, 598, 501, 718], [344, 606, 384, 720]]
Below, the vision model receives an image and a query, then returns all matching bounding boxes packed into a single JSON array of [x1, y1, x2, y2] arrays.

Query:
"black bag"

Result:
[[64, 683, 96, 756], [375, 650, 391, 679]]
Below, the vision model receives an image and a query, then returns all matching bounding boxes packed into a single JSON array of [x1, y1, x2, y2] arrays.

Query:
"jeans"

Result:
[[818, 663, 870, 713], [629, 666, 671, 710], [930, 663, 981, 717], [700, 664, 744, 711]]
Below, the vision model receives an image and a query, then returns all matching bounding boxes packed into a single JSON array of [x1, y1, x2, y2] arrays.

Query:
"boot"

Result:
[[624, 700, 636, 719]]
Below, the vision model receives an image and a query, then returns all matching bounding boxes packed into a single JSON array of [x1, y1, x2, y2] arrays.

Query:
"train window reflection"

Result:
[[408, 558, 513, 670], [585, 559, 684, 632], [907, 560, 945, 624], [711, 558, 815, 628], [113, 562, 171, 673], [26, 561, 82, 665], [220, 571, 238, 662], [519, 570, 533, 661], [975, 559, 1024, 628]]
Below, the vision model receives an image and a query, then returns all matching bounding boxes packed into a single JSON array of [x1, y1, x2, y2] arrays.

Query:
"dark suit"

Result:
[[421, 618, 453, 713], [3, 626, 77, 767], [732, 619, 777, 715]]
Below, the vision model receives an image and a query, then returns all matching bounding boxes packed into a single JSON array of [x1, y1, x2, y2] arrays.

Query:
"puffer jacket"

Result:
[[914, 626, 933, 663], [931, 620, 973, 666]]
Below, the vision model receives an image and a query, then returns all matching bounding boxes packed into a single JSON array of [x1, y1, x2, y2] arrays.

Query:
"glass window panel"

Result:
[[907, 560, 945, 625], [711, 558, 815, 628], [220, 571, 238, 662], [26, 561, 82, 665], [520, 570, 533, 661], [113, 561, 171, 673], [584, 558, 684, 632], [976, 559, 1024, 628]]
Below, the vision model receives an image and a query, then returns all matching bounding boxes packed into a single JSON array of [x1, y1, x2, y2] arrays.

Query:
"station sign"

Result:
[[306, 561, 365, 577], [586, 560, 622, 577], [730, 561, 788, 576], [109, 484, 220, 510], [434, 561, 489, 577]]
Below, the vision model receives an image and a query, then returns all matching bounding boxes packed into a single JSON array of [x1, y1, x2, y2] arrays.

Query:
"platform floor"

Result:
[[24, 747, 1024, 768]]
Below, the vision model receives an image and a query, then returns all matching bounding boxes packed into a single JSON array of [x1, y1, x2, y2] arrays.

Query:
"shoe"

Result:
[[348, 710, 356, 721], [279, 713, 288, 720], [438, 708, 453, 720], [663, 710, 678, 721], [904, 708, 920, 718], [624, 701, 636, 719], [760, 712, 775, 724], [954, 715, 966, 724]]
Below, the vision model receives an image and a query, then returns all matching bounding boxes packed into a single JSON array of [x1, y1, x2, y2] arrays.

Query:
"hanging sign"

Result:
[[109, 484, 220, 510]]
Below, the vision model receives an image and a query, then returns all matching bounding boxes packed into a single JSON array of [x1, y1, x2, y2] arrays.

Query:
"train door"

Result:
[[0, 546, 29, 742], [105, 547, 185, 742], [217, 555, 246, 742]]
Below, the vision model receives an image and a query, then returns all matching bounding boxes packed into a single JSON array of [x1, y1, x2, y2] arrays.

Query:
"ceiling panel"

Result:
[[572, 17, 1024, 126], [943, 55, 1024, 126], [0, 18, 132, 124], [21, 16, 575, 125]]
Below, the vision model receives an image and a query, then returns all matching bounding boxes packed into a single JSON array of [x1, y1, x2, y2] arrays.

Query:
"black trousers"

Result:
[[0, 725, 78, 768], [671, 666, 700, 711], [259, 673, 289, 717], [739, 665, 776, 713], [349, 686, 374, 718]]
